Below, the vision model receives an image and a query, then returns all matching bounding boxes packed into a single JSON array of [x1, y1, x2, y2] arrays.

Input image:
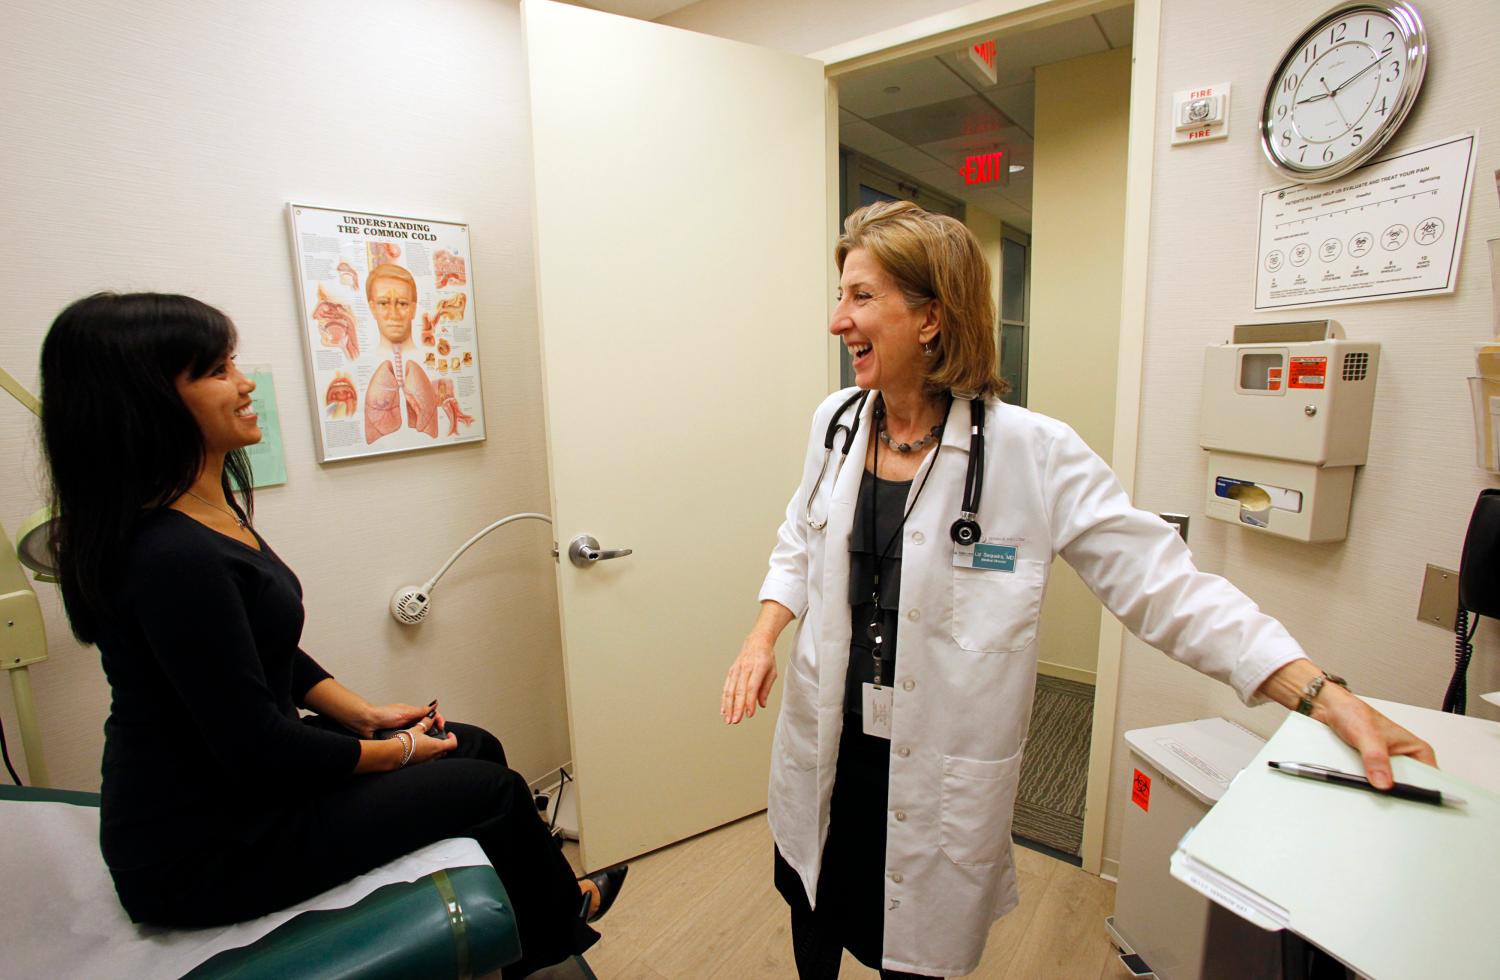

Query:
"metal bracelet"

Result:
[[1295, 670, 1348, 716], [395, 730, 415, 767]]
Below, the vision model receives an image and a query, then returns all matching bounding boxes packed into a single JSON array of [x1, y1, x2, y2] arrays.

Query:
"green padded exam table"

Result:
[[0, 784, 594, 978]]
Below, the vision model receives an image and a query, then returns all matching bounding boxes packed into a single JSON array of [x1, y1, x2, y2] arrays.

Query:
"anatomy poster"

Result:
[[287, 204, 486, 462]]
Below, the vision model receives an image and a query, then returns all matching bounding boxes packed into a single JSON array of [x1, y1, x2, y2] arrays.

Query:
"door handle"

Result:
[[567, 534, 634, 568]]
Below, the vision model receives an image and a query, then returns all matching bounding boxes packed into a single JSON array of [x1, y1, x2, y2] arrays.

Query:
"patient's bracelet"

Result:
[[394, 730, 415, 767]]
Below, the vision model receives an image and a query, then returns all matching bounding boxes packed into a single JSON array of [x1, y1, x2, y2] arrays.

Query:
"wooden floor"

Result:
[[563, 813, 1132, 979]]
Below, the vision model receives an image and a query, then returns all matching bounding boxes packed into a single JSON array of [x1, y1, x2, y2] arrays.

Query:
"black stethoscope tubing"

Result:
[[804, 389, 871, 530], [951, 398, 985, 546], [805, 390, 986, 546]]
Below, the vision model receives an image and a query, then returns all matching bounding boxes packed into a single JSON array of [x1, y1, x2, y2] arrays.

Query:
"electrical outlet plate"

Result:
[[1416, 564, 1460, 629]]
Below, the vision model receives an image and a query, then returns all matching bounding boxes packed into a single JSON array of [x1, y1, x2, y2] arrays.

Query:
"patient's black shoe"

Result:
[[579, 864, 628, 924]]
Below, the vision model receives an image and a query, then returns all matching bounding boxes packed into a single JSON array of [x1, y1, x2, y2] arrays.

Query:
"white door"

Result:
[[523, 0, 830, 871]]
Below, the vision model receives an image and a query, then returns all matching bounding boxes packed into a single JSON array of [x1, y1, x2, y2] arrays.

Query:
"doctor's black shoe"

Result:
[[579, 864, 628, 923]]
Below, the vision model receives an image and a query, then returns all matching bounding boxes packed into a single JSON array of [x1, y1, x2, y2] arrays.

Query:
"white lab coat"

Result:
[[760, 389, 1305, 977]]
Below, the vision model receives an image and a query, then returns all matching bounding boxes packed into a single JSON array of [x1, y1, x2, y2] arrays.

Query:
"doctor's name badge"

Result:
[[951, 542, 1017, 571]]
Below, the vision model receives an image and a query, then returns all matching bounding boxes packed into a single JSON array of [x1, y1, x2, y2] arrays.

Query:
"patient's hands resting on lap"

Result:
[[354, 714, 456, 772], [364, 701, 448, 738], [304, 678, 457, 772]]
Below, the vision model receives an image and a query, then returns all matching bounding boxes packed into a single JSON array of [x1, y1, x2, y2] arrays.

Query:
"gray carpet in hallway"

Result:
[[1014, 674, 1094, 856]]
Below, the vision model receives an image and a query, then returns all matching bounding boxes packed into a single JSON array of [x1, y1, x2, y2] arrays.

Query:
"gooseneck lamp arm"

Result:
[[1, 362, 50, 785], [390, 512, 553, 625], [0, 364, 41, 419]]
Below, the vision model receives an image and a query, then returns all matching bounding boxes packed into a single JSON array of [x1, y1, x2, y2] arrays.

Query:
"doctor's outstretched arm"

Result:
[[722, 600, 794, 724]]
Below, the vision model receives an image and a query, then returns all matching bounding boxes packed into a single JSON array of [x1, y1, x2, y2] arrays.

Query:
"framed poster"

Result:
[[287, 203, 486, 462]]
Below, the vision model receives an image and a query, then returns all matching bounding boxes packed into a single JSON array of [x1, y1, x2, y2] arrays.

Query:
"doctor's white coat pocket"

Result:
[[950, 558, 1046, 653], [939, 748, 1024, 868]]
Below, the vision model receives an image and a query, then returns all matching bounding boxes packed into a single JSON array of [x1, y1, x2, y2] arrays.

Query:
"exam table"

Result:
[[0, 784, 567, 978]]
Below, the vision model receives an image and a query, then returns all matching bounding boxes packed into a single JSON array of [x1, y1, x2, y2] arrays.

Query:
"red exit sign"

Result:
[[958, 150, 1005, 184], [966, 39, 998, 85]]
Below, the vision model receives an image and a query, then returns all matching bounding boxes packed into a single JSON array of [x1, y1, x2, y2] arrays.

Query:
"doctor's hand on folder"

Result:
[[1257, 659, 1436, 789]]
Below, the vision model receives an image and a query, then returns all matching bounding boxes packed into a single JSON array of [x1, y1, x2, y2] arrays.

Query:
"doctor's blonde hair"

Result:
[[835, 201, 1006, 400]]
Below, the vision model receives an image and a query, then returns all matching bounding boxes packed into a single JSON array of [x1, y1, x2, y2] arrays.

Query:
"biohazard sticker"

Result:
[[1131, 768, 1151, 811], [1288, 356, 1327, 389]]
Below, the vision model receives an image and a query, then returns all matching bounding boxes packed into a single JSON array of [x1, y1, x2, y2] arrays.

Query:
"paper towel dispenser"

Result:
[[1199, 320, 1379, 542]]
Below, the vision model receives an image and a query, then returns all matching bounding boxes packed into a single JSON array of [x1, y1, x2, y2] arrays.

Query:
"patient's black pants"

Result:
[[113, 721, 594, 979]]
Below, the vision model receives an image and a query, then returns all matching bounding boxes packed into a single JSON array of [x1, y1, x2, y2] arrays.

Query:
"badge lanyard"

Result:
[[866, 394, 947, 690]]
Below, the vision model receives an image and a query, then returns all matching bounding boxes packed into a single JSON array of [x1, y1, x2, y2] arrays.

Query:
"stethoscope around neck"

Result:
[[803, 389, 987, 546]]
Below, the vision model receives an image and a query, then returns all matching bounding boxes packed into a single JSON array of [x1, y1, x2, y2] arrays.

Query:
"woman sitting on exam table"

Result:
[[39, 293, 623, 979], [719, 201, 1436, 980]]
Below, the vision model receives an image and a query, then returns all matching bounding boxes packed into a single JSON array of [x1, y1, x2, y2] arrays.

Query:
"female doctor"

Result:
[[720, 201, 1434, 979]]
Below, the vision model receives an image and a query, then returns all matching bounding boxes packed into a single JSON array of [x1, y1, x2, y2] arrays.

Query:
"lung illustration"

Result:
[[402, 361, 439, 438], [364, 359, 439, 444]]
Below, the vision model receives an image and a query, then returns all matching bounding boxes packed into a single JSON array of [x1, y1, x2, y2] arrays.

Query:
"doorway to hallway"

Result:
[[832, 4, 1135, 860]]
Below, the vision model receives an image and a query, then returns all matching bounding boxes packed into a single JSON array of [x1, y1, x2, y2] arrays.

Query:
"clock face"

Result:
[[1260, 1, 1427, 182]]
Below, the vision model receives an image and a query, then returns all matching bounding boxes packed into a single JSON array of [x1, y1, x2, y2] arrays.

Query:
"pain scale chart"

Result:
[[1254, 133, 1477, 311]]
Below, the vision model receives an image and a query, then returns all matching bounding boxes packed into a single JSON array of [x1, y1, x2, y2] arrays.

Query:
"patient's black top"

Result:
[[95, 509, 360, 877]]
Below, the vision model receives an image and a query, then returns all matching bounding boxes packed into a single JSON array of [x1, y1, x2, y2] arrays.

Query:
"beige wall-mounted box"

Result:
[[1199, 321, 1378, 542]]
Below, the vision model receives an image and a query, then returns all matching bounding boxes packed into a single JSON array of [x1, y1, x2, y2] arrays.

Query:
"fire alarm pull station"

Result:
[[1199, 320, 1378, 542]]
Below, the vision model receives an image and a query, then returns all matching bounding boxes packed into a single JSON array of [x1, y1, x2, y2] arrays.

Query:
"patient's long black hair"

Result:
[[39, 293, 254, 644]]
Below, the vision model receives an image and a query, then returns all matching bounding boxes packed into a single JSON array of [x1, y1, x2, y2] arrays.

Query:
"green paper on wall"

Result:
[[244, 366, 287, 488]]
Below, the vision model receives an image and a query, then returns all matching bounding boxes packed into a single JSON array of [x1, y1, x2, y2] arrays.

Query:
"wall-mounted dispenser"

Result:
[[1199, 320, 1379, 542]]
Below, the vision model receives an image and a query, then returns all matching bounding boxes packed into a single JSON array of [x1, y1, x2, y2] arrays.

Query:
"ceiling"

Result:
[[570, 0, 698, 20], [839, 7, 1133, 232]]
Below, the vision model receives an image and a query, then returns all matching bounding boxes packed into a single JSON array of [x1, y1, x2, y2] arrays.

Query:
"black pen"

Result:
[[1268, 761, 1466, 807]]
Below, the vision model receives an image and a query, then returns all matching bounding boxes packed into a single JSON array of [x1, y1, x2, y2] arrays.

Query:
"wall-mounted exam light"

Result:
[[390, 512, 554, 625], [1, 364, 59, 786]]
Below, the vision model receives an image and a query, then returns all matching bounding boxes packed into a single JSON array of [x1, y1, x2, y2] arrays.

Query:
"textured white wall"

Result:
[[0, 0, 571, 790], [1104, 0, 1500, 862]]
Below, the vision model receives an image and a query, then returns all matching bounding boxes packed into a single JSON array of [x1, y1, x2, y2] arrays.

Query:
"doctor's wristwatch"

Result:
[[1295, 670, 1349, 715]]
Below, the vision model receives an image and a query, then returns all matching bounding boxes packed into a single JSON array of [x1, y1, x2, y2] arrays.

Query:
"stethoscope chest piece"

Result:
[[950, 516, 980, 546]]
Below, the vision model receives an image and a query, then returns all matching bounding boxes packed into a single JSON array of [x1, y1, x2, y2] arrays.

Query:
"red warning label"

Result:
[[1288, 356, 1327, 389], [1131, 768, 1151, 811], [1267, 366, 1283, 391]]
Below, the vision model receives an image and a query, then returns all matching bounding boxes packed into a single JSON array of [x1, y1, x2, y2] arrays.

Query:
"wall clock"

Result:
[[1260, 1, 1427, 183]]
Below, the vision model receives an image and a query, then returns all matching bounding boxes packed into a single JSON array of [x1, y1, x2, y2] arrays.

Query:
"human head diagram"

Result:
[[366, 263, 418, 348]]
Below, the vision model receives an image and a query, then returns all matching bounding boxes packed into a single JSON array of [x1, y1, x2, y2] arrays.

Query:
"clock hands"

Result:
[[1294, 48, 1387, 110], [1330, 51, 1386, 96], [1319, 76, 1352, 128]]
